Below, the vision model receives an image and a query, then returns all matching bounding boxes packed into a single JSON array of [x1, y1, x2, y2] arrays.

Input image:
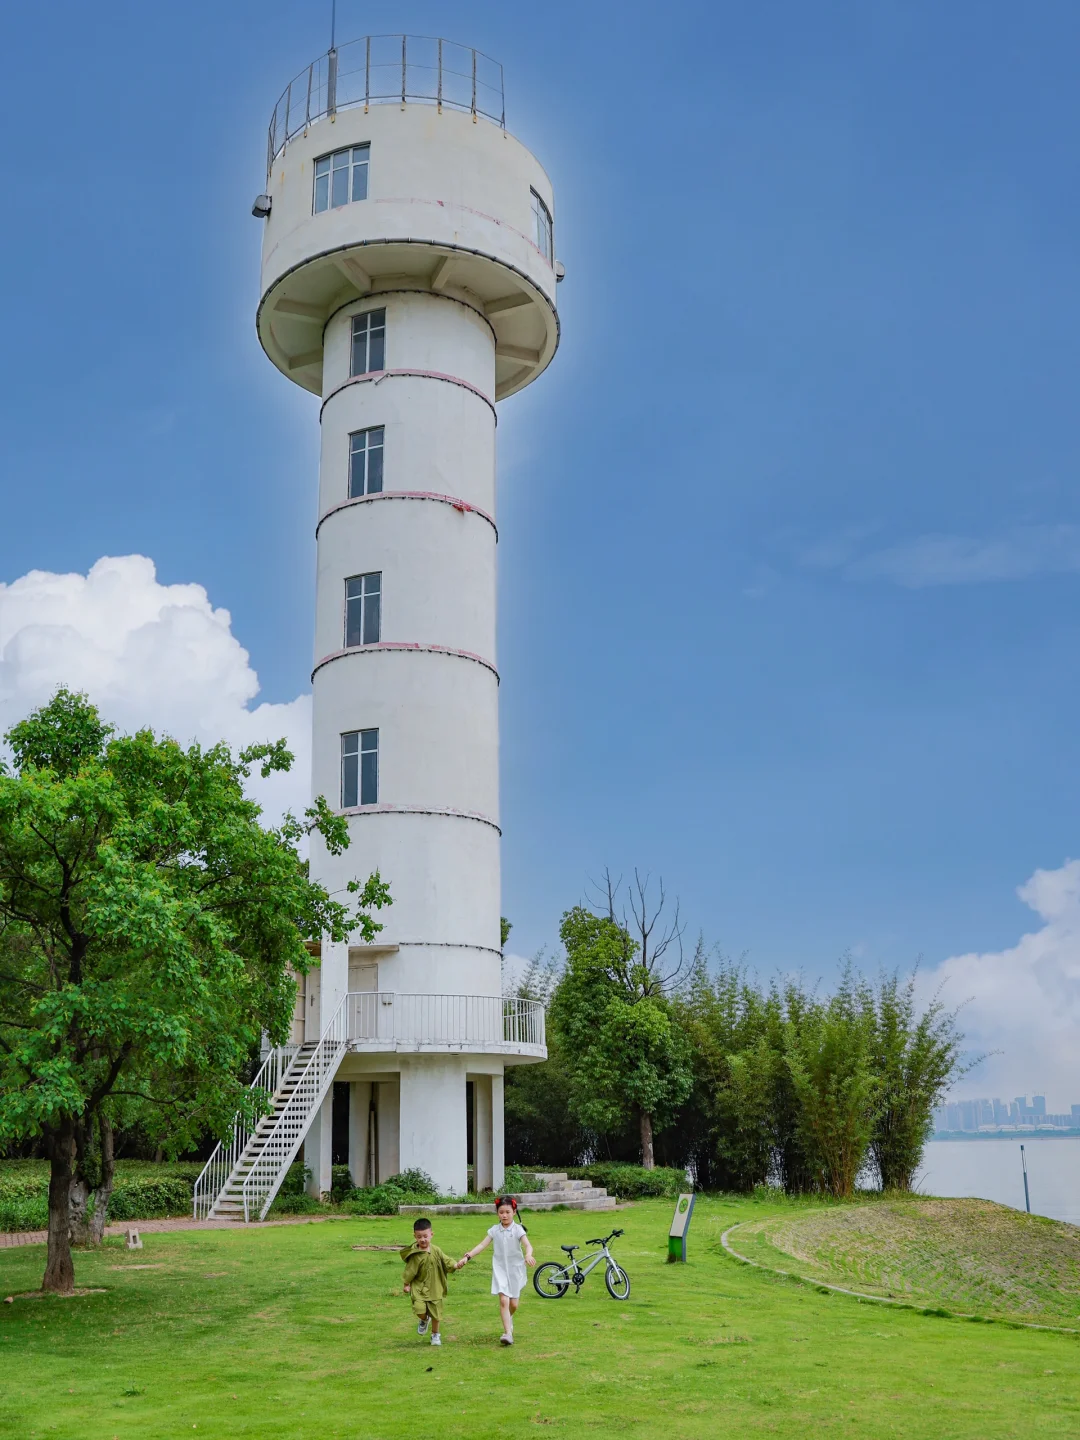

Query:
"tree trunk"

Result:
[[43, 1125, 76, 1294], [69, 1117, 115, 1247], [640, 1110, 655, 1170]]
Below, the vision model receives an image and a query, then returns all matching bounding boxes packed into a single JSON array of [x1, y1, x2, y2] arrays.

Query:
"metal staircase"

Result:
[[193, 996, 350, 1222]]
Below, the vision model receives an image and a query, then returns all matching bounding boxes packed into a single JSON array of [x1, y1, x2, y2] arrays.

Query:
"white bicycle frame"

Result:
[[553, 1239, 621, 1286]]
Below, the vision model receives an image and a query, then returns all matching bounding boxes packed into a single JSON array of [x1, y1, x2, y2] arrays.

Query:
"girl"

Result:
[[460, 1195, 535, 1345]]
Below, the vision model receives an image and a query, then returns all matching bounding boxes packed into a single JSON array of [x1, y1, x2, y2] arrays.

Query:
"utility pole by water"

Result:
[[1020, 1144, 1031, 1213]]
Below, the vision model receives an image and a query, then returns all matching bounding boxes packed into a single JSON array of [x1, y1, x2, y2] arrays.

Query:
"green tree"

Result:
[[673, 950, 812, 1192], [869, 969, 968, 1190], [673, 945, 767, 1189], [502, 947, 586, 1165], [553, 900, 693, 1168], [783, 974, 878, 1198], [0, 690, 390, 1294]]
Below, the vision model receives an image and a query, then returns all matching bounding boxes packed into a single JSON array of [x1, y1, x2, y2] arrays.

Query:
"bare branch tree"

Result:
[[584, 867, 685, 1000]]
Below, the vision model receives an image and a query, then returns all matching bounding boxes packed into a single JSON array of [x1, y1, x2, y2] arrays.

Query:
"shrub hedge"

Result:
[[271, 1192, 322, 1215], [0, 1161, 204, 1232], [563, 1163, 686, 1199], [0, 1157, 688, 1231]]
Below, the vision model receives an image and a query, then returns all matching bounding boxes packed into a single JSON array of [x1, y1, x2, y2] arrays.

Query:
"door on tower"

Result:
[[348, 958, 379, 1044]]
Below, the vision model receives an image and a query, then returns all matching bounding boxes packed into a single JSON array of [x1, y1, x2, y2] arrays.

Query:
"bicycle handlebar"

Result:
[[585, 1228, 624, 1246]]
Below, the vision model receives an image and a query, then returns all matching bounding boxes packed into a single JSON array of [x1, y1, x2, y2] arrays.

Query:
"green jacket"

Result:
[[400, 1242, 458, 1301]]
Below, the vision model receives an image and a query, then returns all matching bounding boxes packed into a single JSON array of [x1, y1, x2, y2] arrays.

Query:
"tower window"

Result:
[[351, 309, 386, 376], [345, 573, 381, 647], [314, 145, 370, 213], [349, 426, 384, 497], [342, 729, 378, 808], [531, 189, 553, 264]]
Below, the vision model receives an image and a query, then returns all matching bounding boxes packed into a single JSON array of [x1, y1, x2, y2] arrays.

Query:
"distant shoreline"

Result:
[[931, 1130, 1080, 1141]]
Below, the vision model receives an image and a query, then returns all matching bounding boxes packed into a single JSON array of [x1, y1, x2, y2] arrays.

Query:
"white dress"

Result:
[[488, 1220, 528, 1297]]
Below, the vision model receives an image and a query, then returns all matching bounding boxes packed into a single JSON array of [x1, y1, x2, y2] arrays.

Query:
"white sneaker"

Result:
[[430, 1333, 442, 1346], [499, 1331, 514, 1346], [417, 1318, 429, 1336]]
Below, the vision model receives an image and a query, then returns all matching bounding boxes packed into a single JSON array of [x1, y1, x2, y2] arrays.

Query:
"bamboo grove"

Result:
[[504, 887, 968, 1197]]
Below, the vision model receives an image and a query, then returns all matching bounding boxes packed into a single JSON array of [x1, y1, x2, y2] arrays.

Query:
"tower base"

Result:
[[304, 1052, 507, 1198]]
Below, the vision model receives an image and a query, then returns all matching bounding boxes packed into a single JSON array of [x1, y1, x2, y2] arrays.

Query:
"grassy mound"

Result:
[[728, 1195, 1080, 1328]]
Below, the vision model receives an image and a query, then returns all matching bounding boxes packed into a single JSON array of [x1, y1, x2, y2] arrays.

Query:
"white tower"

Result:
[[255, 37, 558, 1197]]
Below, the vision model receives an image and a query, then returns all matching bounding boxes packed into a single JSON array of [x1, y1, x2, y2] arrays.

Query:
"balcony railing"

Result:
[[345, 991, 544, 1053], [268, 35, 505, 176]]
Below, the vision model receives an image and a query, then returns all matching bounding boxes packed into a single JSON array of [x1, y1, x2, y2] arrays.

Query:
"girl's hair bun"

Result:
[[494, 1195, 518, 1211]]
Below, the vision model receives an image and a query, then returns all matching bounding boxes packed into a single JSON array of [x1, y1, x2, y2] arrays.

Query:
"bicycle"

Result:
[[532, 1228, 631, 1300]]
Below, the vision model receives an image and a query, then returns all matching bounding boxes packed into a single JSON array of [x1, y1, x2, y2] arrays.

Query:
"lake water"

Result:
[[917, 1137, 1080, 1225]]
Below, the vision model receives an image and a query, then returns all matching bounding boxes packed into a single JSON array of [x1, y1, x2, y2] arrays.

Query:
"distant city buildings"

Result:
[[933, 1096, 1080, 1135]]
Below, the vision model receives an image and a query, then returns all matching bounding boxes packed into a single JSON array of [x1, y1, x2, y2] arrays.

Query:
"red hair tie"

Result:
[[494, 1195, 518, 1212]]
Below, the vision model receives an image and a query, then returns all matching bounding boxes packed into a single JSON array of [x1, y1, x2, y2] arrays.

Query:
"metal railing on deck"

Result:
[[192, 1044, 298, 1220], [193, 991, 545, 1222], [268, 35, 505, 177], [345, 991, 545, 1050]]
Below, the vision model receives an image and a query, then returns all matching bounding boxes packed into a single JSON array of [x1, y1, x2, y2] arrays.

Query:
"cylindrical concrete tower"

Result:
[[255, 37, 557, 1197]]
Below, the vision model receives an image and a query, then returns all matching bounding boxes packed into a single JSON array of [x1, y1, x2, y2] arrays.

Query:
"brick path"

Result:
[[0, 1213, 341, 1250]]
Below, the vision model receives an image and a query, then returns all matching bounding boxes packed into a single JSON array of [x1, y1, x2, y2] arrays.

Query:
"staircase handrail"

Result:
[[192, 1043, 299, 1219], [239, 994, 350, 1221]]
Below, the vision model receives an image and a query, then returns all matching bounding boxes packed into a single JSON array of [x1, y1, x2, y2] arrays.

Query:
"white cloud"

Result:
[[802, 523, 1080, 588], [0, 555, 310, 825], [924, 859, 1080, 1108]]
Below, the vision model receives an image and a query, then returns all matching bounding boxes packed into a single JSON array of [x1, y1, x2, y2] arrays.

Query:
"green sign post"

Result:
[[667, 1192, 695, 1262]]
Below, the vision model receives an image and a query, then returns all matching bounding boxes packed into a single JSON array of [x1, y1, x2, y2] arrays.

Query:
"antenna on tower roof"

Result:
[[327, 0, 338, 115]]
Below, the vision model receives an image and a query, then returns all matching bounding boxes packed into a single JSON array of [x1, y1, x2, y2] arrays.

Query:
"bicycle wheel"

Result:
[[533, 1261, 571, 1298], [605, 1262, 631, 1300]]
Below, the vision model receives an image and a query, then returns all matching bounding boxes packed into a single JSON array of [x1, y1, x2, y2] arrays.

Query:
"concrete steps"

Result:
[[511, 1188, 609, 1204], [397, 1170, 617, 1216], [514, 1174, 616, 1212]]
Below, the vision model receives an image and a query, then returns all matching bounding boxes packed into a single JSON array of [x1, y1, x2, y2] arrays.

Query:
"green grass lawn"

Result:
[[1, 1195, 1078, 1439]]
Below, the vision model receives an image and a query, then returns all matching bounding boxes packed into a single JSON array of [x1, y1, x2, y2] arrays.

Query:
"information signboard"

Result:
[[667, 1192, 695, 1262]]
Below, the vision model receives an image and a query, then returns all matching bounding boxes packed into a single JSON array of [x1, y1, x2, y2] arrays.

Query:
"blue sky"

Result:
[[4, 1, 1080, 1074]]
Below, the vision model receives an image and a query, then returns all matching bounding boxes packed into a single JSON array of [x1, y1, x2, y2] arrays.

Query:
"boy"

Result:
[[400, 1216, 462, 1346]]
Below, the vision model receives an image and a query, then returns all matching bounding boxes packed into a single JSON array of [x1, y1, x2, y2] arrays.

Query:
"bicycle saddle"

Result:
[[560, 1244, 578, 1255]]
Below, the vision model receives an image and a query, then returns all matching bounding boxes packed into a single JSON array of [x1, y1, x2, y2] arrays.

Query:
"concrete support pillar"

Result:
[[304, 1088, 334, 1197], [318, 937, 349, 1033], [399, 1057, 467, 1195], [472, 1075, 493, 1193], [303, 966, 321, 1044], [378, 1080, 401, 1181], [492, 1070, 505, 1192], [348, 1081, 372, 1187]]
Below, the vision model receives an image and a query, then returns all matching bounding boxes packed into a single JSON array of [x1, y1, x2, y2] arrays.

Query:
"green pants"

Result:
[[411, 1295, 443, 1323]]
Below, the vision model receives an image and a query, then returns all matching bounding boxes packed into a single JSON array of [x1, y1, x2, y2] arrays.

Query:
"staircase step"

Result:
[[202, 1039, 339, 1225], [401, 1193, 617, 1216], [527, 1195, 618, 1212], [511, 1187, 609, 1204]]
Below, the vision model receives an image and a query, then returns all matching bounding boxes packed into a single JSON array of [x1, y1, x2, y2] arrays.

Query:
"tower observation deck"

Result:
[[249, 35, 557, 1204]]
